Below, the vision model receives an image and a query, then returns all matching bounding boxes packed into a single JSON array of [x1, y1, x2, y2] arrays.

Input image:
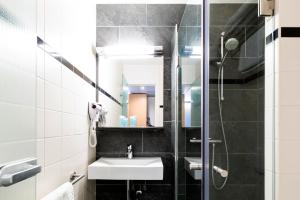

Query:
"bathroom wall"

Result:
[[36, 0, 96, 199], [268, 1, 300, 200], [95, 4, 185, 200]]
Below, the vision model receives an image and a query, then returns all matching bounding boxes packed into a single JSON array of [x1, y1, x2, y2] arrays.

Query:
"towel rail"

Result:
[[69, 172, 85, 185]]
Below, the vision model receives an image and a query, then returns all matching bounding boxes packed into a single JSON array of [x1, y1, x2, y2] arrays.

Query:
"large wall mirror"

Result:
[[97, 46, 164, 128]]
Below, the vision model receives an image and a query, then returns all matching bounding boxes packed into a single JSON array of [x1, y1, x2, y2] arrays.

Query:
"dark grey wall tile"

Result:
[[186, 26, 201, 46], [96, 184, 127, 200], [209, 89, 258, 122], [145, 154, 174, 185], [210, 122, 258, 154], [138, 185, 173, 200], [97, 130, 142, 153], [186, 184, 201, 200], [119, 26, 174, 57], [163, 90, 172, 122], [164, 57, 171, 90], [245, 26, 265, 58], [143, 123, 172, 153], [211, 185, 259, 200], [210, 4, 259, 26], [180, 5, 201, 26], [96, 27, 119, 47], [96, 4, 146, 26], [147, 4, 185, 26]]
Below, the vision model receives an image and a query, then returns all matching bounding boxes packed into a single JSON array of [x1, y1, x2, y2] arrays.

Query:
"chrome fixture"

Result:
[[97, 45, 163, 58], [0, 158, 41, 187], [127, 144, 133, 159], [69, 171, 85, 185], [219, 34, 239, 101], [213, 166, 228, 178], [190, 138, 222, 144]]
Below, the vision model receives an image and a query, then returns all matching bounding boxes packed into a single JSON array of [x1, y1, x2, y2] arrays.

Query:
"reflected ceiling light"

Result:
[[182, 46, 202, 58], [97, 45, 163, 58], [140, 86, 145, 90], [123, 86, 129, 91]]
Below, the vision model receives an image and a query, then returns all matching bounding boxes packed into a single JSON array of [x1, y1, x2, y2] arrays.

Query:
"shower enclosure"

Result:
[[174, 1, 274, 200]]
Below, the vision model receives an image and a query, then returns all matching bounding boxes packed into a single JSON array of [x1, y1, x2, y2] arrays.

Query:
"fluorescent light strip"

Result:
[[96, 45, 163, 57]]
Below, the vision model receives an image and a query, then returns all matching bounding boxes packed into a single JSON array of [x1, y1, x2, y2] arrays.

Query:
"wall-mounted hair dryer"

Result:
[[88, 102, 107, 148]]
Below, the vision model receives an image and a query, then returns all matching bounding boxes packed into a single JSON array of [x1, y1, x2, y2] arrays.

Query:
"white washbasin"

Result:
[[184, 157, 202, 180], [88, 157, 163, 180]]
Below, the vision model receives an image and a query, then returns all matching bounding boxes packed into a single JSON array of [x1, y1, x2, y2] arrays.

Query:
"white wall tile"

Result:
[[278, 38, 300, 72], [277, 71, 300, 106], [276, 106, 300, 140], [276, 172, 300, 200], [45, 137, 62, 166], [0, 140, 36, 164], [62, 113, 76, 136], [62, 89, 76, 114], [45, 54, 62, 86], [62, 67, 75, 91], [275, 139, 300, 173], [37, 139, 45, 166], [37, 108, 45, 139], [39, 163, 63, 199], [37, 48, 45, 78], [45, 81, 61, 111], [37, 78, 45, 108], [0, 102, 35, 143], [45, 109, 61, 138], [0, 64, 35, 106], [278, 0, 300, 27]]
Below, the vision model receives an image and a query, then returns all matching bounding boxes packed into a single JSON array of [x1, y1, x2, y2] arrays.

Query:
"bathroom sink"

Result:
[[88, 157, 163, 180], [184, 157, 202, 180]]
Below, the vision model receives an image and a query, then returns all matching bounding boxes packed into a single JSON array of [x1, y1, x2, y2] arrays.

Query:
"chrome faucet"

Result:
[[127, 144, 133, 159]]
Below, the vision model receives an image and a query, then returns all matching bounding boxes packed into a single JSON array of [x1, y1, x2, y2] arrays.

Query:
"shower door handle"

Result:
[[0, 158, 41, 187]]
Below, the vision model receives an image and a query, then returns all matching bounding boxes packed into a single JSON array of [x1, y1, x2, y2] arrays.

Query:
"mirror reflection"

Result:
[[180, 58, 201, 127], [98, 47, 164, 128]]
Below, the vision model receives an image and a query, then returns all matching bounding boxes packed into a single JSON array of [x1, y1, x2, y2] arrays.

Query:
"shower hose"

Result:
[[211, 64, 229, 190]]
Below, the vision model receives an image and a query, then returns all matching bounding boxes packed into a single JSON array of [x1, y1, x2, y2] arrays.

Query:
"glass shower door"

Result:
[[175, 2, 203, 200], [0, 0, 38, 199], [207, 1, 272, 200]]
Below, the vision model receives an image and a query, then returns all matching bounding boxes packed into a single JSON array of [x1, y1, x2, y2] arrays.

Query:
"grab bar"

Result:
[[0, 158, 41, 187]]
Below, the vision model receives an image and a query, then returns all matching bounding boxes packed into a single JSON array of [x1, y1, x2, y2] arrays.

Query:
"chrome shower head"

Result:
[[225, 38, 239, 51]]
